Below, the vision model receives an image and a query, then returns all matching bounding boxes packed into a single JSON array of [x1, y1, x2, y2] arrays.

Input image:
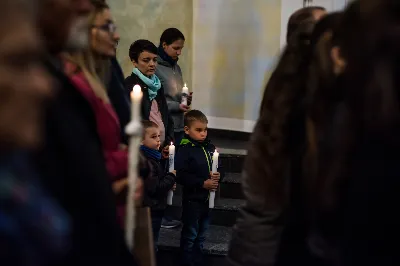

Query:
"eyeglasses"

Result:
[[92, 23, 117, 34]]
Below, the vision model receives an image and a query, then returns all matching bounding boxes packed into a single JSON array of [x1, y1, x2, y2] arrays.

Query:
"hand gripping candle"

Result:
[[167, 142, 176, 205], [209, 149, 219, 208], [181, 83, 189, 106]]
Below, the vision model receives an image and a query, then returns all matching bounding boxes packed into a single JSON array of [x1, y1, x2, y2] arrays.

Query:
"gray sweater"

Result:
[[155, 57, 185, 132]]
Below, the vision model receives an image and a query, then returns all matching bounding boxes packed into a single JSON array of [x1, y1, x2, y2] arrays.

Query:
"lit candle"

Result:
[[209, 149, 219, 208], [125, 84, 143, 249], [167, 142, 176, 205], [181, 83, 189, 106], [131, 85, 142, 122]]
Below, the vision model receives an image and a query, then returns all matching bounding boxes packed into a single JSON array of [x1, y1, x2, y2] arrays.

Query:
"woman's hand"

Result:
[[179, 103, 190, 112], [187, 92, 193, 106]]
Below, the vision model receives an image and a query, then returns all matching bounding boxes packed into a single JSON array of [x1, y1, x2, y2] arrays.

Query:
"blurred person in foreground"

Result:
[[34, 0, 138, 265], [226, 6, 329, 266], [0, 1, 67, 265]]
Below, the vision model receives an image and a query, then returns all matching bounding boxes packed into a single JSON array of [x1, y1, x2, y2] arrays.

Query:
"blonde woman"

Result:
[[63, 0, 143, 226]]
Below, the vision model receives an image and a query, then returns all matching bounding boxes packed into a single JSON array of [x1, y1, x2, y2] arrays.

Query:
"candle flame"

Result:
[[131, 85, 142, 100], [184, 83, 187, 87], [215, 149, 217, 152], [171, 142, 173, 145]]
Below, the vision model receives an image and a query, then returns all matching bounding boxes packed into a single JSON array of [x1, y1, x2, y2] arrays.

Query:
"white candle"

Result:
[[131, 84, 142, 121], [167, 142, 176, 205], [181, 83, 189, 106], [209, 149, 219, 208], [125, 85, 143, 249]]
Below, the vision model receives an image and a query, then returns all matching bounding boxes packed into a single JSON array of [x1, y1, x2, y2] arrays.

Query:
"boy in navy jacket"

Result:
[[175, 110, 221, 266]]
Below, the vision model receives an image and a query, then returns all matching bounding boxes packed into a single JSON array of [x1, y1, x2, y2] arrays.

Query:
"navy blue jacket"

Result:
[[175, 136, 221, 202]]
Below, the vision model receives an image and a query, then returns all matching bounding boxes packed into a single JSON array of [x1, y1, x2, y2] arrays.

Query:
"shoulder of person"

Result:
[[124, 73, 142, 87]]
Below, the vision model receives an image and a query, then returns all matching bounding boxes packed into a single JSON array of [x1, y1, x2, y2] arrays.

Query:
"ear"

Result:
[[331, 46, 346, 74], [184, 126, 190, 135], [162, 42, 168, 50], [132, 60, 138, 68]]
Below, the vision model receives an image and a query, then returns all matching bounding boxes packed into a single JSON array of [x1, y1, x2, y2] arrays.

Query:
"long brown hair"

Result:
[[66, 0, 111, 103], [246, 10, 318, 209]]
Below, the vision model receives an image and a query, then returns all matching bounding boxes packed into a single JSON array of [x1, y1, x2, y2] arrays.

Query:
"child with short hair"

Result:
[[175, 110, 221, 266], [140, 120, 176, 250]]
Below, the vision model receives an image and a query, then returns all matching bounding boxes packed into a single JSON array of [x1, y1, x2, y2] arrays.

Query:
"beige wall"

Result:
[[191, 0, 281, 131], [110, 0, 281, 132], [109, 0, 193, 88]]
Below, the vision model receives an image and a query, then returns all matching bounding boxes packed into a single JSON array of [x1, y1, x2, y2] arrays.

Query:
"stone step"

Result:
[[220, 172, 243, 199], [219, 153, 246, 173], [157, 225, 232, 256], [166, 195, 243, 227]]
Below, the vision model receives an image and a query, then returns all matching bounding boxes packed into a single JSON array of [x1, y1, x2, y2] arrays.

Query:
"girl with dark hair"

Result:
[[156, 28, 190, 145], [226, 10, 342, 266]]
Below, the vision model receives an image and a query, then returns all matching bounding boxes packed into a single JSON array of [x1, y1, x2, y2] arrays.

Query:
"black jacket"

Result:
[[175, 136, 221, 202], [142, 152, 175, 211], [124, 73, 174, 146], [108, 57, 130, 144], [34, 58, 136, 266]]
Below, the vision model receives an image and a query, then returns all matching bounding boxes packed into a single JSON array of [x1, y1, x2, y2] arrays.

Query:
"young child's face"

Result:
[[184, 121, 208, 142], [142, 126, 161, 150]]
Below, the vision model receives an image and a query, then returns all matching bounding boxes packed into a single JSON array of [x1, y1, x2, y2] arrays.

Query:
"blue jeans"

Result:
[[151, 210, 164, 252], [180, 201, 210, 266]]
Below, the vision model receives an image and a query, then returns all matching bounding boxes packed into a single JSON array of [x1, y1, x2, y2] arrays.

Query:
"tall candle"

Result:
[[125, 85, 143, 249], [209, 149, 219, 208], [131, 84, 142, 121], [167, 142, 176, 205], [181, 83, 189, 106]]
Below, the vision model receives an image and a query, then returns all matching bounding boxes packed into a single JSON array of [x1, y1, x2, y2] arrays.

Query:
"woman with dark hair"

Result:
[[156, 28, 190, 145], [226, 10, 342, 266], [125, 39, 174, 147]]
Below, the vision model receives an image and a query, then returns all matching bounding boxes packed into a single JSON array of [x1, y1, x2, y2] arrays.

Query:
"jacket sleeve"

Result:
[[155, 173, 176, 196], [104, 150, 128, 181], [226, 170, 283, 266], [157, 73, 181, 113], [175, 146, 204, 188], [145, 159, 175, 197], [160, 86, 175, 145]]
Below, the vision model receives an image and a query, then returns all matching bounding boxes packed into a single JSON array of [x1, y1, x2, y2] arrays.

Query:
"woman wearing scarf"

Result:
[[125, 39, 174, 148]]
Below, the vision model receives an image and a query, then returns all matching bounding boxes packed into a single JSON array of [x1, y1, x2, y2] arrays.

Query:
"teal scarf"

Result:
[[132, 68, 161, 101]]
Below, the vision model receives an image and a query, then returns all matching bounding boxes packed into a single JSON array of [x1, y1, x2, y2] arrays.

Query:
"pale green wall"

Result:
[[109, 0, 193, 87]]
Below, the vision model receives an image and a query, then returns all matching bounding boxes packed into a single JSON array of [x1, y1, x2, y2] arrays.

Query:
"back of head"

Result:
[[307, 12, 343, 122], [287, 6, 326, 43], [334, 0, 400, 130], [247, 8, 322, 208], [160, 28, 185, 46], [129, 39, 158, 62], [184, 110, 208, 128]]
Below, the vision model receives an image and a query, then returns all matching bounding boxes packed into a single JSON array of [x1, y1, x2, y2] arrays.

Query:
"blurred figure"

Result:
[[307, 0, 400, 264], [34, 0, 137, 265], [63, 0, 144, 228], [226, 7, 332, 266], [0, 0, 69, 265]]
